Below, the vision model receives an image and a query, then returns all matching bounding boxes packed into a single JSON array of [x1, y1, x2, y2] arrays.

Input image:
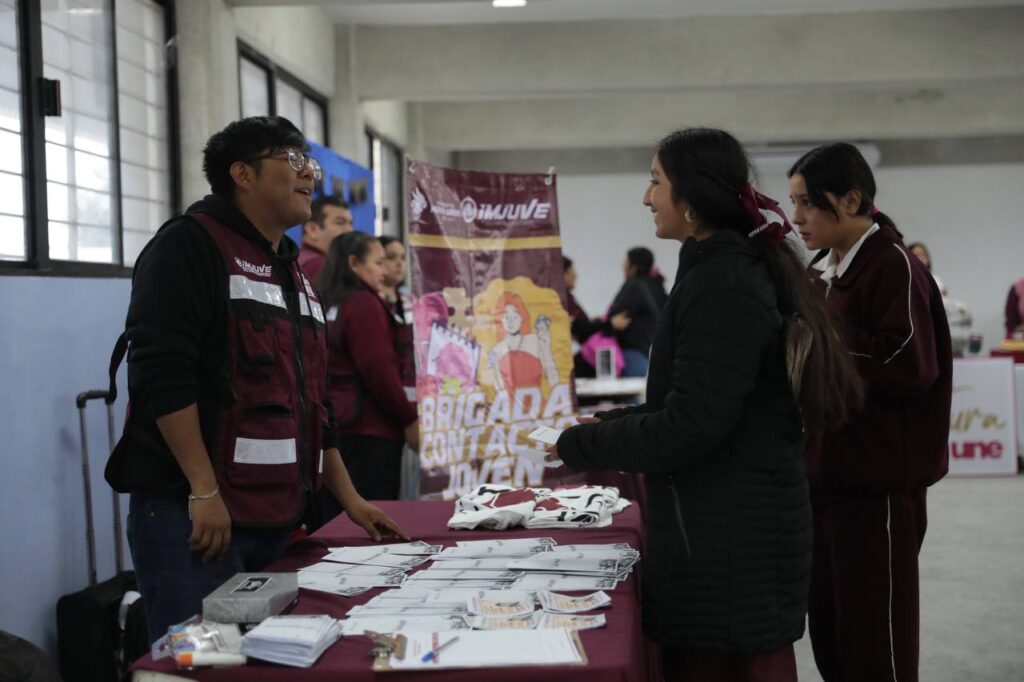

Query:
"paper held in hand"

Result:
[[522, 426, 565, 468], [527, 425, 562, 445]]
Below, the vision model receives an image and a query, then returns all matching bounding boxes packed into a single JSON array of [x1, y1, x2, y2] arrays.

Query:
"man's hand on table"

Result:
[[347, 498, 412, 542]]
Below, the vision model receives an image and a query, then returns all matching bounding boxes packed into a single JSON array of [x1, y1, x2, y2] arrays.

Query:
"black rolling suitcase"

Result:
[[56, 390, 148, 682]]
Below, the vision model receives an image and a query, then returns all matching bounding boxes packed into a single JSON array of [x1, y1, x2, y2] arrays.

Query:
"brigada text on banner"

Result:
[[406, 161, 585, 499]]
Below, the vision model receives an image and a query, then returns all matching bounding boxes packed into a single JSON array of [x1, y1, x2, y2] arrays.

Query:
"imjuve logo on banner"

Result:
[[459, 196, 552, 223]]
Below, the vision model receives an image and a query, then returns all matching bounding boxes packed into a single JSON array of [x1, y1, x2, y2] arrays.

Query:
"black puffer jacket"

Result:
[[558, 229, 810, 654]]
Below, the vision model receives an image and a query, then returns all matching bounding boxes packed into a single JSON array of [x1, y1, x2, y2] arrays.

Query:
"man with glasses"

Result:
[[299, 194, 354, 280], [104, 116, 408, 644]]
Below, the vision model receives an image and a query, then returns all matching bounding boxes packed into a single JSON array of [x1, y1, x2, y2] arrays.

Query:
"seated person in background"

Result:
[[606, 246, 667, 377], [563, 255, 630, 378], [317, 233, 420, 508], [908, 241, 947, 296], [1006, 277, 1024, 339], [298, 194, 353, 280], [909, 242, 975, 354]]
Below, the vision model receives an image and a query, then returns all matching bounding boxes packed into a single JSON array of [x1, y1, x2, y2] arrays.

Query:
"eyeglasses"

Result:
[[244, 149, 323, 182]]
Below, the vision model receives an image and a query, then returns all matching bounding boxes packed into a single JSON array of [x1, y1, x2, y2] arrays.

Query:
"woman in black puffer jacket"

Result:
[[551, 128, 864, 682]]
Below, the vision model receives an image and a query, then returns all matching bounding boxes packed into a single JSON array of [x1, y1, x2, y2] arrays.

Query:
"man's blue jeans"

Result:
[[127, 492, 292, 644]]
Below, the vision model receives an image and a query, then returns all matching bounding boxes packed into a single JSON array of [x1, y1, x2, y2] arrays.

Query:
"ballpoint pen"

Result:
[[421, 635, 460, 663]]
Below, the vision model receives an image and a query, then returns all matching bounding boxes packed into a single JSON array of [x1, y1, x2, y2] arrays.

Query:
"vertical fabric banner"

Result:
[[407, 161, 583, 499]]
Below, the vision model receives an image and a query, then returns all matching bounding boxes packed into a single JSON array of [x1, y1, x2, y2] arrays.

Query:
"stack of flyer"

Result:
[[338, 587, 473, 635], [297, 541, 440, 597], [240, 615, 343, 667]]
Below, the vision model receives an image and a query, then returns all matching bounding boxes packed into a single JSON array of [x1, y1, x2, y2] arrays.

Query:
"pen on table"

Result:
[[421, 636, 459, 663]]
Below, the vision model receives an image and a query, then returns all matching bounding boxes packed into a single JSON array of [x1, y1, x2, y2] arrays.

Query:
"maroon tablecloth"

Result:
[[132, 500, 652, 682]]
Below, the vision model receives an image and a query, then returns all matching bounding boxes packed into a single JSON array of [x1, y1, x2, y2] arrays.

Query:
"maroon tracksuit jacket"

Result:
[[806, 224, 952, 682]]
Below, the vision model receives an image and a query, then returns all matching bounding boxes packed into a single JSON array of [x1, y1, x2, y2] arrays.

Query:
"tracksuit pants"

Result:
[[809, 489, 928, 682]]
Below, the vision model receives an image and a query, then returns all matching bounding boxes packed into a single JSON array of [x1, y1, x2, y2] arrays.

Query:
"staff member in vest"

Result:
[[547, 128, 864, 682], [316, 233, 420, 508], [788, 143, 952, 682], [298, 194, 353, 281], [105, 116, 408, 644]]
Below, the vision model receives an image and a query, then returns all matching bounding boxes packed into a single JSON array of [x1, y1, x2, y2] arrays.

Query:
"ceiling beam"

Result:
[[418, 81, 1024, 150], [353, 7, 1024, 100]]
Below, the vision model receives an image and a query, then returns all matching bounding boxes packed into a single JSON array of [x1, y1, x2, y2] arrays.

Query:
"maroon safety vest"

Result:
[[194, 213, 328, 526]]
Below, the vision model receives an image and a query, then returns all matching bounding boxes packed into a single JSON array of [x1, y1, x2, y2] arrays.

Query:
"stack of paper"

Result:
[[240, 615, 342, 668], [298, 542, 441, 597], [372, 630, 587, 671], [338, 588, 471, 636], [507, 542, 640, 591]]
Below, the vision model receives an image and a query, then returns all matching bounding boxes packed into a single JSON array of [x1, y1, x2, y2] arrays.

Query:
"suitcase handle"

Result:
[[76, 389, 125, 585], [75, 389, 113, 408]]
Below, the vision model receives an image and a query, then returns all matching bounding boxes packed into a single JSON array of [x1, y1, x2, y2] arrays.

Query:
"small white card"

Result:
[[527, 426, 563, 445], [517, 448, 563, 469]]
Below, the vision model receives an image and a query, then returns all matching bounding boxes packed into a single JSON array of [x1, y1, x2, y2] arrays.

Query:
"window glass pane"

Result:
[[74, 150, 112, 191], [0, 213, 26, 261], [117, 0, 171, 266], [275, 79, 302, 129], [76, 224, 114, 263], [0, 127, 21, 174], [75, 188, 112, 227], [47, 181, 69, 222], [240, 57, 269, 118], [0, 86, 20, 133], [48, 221, 70, 260], [302, 97, 324, 145], [0, 43, 18, 91], [42, 0, 118, 264], [45, 143, 69, 184], [0, 0, 24, 261], [0, 169, 23, 215]]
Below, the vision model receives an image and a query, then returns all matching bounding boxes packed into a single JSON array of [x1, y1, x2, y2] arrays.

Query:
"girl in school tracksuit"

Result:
[[788, 143, 953, 682], [315, 232, 419, 511]]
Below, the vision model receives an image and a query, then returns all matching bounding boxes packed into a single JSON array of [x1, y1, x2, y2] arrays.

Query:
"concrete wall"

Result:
[[558, 162, 1024, 352], [177, 2, 367, 203], [234, 5, 336, 99]]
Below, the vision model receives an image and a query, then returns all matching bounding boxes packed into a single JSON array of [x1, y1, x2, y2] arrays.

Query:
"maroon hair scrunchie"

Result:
[[739, 183, 793, 247]]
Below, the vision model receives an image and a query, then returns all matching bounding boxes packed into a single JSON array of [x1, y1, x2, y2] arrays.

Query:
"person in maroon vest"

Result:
[[315, 233, 420, 512], [788, 143, 952, 682], [105, 117, 408, 644], [298, 194, 353, 281]]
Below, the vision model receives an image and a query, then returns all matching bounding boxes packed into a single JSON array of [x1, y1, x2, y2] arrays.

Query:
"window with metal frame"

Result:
[[236, 41, 328, 147], [368, 129, 405, 239], [1, 0, 179, 274]]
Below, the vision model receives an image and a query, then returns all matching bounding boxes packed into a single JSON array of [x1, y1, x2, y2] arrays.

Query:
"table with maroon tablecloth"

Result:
[[131, 500, 652, 682]]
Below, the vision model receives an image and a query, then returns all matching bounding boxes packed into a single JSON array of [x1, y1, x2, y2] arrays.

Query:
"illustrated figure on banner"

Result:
[[486, 291, 559, 393]]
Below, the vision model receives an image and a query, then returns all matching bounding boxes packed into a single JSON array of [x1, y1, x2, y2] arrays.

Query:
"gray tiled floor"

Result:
[[794, 476, 1024, 682]]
